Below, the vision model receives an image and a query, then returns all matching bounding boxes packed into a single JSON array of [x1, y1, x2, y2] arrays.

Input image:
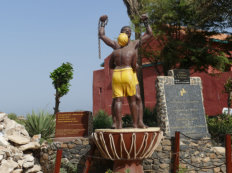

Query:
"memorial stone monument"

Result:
[[156, 69, 209, 138]]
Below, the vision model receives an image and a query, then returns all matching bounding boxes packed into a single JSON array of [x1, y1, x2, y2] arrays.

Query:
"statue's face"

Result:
[[121, 27, 131, 39]]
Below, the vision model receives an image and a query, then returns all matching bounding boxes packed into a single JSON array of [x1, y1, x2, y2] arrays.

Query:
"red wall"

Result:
[[93, 58, 232, 116], [192, 72, 232, 115]]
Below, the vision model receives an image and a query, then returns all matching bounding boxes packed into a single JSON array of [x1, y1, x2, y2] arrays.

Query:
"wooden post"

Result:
[[83, 144, 96, 173], [226, 134, 232, 173], [173, 131, 180, 173], [54, 149, 63, 173]]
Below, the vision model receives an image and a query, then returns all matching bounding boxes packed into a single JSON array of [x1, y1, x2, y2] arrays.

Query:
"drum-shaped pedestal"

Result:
[[92, 127, 163, 173]]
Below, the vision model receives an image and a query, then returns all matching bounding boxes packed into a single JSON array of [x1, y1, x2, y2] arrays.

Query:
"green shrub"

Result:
[[207, 114, 232, 143], [143, 107, 157, 127], [122, 114, 133, 128], [7, 113, 25, 125], [24, 111, 55, 141], [93, 110, 112, 130], [122, 107, 158, 127], [177, 167, 188, 173], [7, 113, 17, 120], [60, 161, 77, 173]]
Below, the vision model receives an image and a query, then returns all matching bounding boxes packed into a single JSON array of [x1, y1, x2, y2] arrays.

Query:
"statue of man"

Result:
[[98, 14, 153, 129]]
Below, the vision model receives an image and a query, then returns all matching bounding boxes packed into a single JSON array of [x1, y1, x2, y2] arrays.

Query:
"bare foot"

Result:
[[116, 123, 122, 129], [137, 121, 147, 128], [111, 122, 116, 129], [133, 124, 138, 128]]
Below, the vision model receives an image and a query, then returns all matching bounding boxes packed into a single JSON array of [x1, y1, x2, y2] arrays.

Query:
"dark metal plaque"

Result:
[[164, 85, 208, 137], [173, 69, 190, 84]]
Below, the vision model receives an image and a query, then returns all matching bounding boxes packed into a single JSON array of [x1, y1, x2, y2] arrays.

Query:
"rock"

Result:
[[25, 165, 42, 173], [5, 123, 30, 145], [202, 157, 210, 163], [0, 159, 18, 173], [42, 153, 49, 160], [23, 154, 35, 162], [0, 124, 4, 130], [12, 169, 23, 173], [0, 154, 4, 161], [0, 112, 7, 121], [213, 147, 225, 154], [19, 142, 40, 151], [0, 114, 42, 172], [159, 163, 169, 169], [31, 134, 41, 143], [7, 134, 30, 145], [23, 161, 34, 169], [3, 117, 22, 130], [0, 136, 9, 147], [3, 117, 30, 145], [214, 167, 221, 172], [13, 154, 23, 162], [18, 160, 24, 168], [191, 157, 201, 163], [162, 139, 171, 145]]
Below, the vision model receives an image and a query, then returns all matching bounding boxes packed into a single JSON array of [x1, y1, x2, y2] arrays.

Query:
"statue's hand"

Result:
[[100, 15, 108, 22], [140, 14, 148, 21]]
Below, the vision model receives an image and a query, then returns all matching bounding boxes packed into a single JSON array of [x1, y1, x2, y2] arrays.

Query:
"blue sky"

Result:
[[0, 1, 131, 115]]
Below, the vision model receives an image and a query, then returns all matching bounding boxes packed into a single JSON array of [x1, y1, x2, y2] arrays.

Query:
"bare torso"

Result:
[[111, 40, 138, 70]]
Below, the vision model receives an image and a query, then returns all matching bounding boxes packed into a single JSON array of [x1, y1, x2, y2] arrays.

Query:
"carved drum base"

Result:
[[92, 127, 163, 173]]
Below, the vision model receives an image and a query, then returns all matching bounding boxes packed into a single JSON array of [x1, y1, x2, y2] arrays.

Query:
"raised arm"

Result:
[[136, 14, 153, 46], [99, 15, 118, 50]]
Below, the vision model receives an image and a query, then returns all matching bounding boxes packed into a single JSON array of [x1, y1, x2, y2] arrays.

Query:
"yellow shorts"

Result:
[[133, 72, 139, 85], [112, 68, 137, 98]]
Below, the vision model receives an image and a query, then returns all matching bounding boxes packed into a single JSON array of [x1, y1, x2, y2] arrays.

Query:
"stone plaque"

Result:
[[55, 111, 92, 138], [173, 69, 190, 84], [164, 85, 208, 137]]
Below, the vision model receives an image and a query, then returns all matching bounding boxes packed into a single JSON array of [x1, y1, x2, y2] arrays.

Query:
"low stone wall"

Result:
[[40, 135, 226, 173], [147, 136, 226, 173]]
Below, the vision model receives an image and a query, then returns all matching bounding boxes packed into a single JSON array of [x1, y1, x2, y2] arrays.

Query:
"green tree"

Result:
[[124, 0, 232, 74], [123, 0, 146, 107], [50, 62, 74, 115]]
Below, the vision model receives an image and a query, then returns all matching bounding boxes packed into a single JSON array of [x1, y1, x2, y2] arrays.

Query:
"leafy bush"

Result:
[[7, 113, 25, 125], [24, 111, 55, 140], [7, 113, 17, 120], [60, 161, 78, 173], [122, 107, 158, 127], [177, 167, 188, 173], [122, 114, 133, 128], [143, 107, 158, 127], [207, 114, 232, 143], [93, 110, 112, 130]]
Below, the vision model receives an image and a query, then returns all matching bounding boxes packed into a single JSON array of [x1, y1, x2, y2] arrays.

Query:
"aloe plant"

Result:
[[24, 111, 55, 140]]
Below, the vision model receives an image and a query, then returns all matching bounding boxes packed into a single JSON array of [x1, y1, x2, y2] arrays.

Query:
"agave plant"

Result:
[[24, 111, 55, 140]]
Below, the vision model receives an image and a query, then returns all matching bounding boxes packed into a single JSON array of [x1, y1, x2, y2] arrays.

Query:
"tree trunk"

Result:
[[123, 0, 145, 107], [54, 90, 60, 116], [135, 24, 145, 108], [228, 91, 232, 116]]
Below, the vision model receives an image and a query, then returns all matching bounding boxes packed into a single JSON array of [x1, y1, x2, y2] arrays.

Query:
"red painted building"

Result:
[[93, 35, 232, 116]]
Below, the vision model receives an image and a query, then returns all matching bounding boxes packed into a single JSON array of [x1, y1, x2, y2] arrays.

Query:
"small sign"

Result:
[[55, 111, 91, 138], [173, 69, 190, 84]]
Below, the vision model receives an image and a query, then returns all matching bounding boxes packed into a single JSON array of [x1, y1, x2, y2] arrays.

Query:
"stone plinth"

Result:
[[156, 71, 209, 138]]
